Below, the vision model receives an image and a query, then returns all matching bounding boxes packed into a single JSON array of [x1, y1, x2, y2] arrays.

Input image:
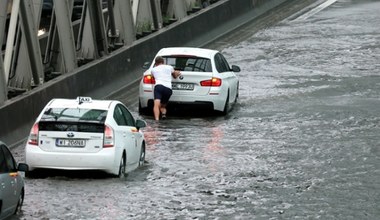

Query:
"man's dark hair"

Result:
[[155, 56, 164, 65]]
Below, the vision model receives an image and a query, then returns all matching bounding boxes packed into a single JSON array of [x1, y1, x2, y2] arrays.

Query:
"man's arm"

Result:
[[172, 70, 181, 79]]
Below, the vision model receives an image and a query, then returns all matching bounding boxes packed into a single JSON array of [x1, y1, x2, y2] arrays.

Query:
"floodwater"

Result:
[[10, 0, 380, 219]]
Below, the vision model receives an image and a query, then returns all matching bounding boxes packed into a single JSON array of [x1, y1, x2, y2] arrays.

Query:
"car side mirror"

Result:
[[231, 65, 241, 72], [136, 119, 147, 130], [142, 62, 151, 69], [17, 163, 29, 172]]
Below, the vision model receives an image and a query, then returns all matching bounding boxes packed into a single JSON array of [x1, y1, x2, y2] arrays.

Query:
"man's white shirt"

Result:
[[151, 64, 174, 89]]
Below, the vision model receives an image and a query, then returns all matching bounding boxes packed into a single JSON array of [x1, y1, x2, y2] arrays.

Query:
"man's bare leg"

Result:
[[153, 99, 161, 120], [160, 103, 167, 117]]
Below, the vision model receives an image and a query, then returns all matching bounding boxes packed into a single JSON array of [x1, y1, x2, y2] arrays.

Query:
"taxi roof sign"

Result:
[[77, 96, 92, 104]]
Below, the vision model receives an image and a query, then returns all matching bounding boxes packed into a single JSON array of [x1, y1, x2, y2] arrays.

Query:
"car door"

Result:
[[0, 144, 17, 219], [214, 53, 239, 101], [113, 105, 137, 166], [119, 104, 141, 165]]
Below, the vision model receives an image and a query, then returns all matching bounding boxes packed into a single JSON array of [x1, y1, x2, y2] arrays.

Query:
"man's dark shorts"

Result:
[[154, 84, 173, 104]]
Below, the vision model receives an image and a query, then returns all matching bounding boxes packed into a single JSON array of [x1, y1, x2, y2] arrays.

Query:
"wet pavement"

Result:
[[10, 0, 380, 219]]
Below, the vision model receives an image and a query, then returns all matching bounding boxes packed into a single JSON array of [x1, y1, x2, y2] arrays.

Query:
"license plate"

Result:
[[56, 139, 86, 147], [172, 83, 194, 90]]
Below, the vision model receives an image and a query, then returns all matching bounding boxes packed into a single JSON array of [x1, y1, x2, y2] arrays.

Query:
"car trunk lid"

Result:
[[37, 121, 104, 153]]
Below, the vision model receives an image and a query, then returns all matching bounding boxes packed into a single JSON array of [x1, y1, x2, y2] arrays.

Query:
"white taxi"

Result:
[[138, 47, 241, 115], [25, 97, 147, 178]]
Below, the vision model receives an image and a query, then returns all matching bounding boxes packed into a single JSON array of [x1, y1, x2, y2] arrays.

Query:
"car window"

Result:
[[0, 145, 16, 173], [2, 145, 16, 171], [163, 56, 212, 72], [214, 53, 230, 73], [119, 104, 136, 127], [113, 105, 128, 126], [41, 108, 107, 123], [0, 145, 8, 173]]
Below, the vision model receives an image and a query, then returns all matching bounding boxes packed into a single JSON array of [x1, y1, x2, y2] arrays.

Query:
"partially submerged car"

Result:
[[25, 97, 146, 178], [0, 141, 28, 219], [139, 47, 241, 115]]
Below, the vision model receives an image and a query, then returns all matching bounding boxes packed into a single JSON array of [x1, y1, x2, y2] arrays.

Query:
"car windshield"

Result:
[[163, 56, 212, 72], [41, 108, 107, 123]]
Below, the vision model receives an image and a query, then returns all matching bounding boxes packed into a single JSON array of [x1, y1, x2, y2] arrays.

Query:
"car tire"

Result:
[[222, 92, 230, 116], [25, 170, 36, 179], [118, 154, 126, 179], [14, 189, 24, 215], [235, 84, 239, 102], [138, 100, 147, 115], [139, 143, 146, 167]]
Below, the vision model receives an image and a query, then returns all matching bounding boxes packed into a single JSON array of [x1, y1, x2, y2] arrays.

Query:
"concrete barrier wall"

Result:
[[0, 0, 289, 147]]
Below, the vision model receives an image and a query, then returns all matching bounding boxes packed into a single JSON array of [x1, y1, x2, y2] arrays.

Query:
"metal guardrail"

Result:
[[0, 0, 221, 104]]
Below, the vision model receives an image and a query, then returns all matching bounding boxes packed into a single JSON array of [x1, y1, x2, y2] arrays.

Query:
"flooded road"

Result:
[[11, 0, 380, 219]]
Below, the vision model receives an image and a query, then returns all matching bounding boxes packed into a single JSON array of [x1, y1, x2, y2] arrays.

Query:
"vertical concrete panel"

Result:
[[54, 0, 77, 72], [0, 0, 9, 103], [114, 0, 135, 46], [79, 5, 97, 60]]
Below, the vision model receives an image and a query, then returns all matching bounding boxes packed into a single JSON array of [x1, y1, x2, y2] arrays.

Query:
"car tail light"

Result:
[[143, 75, 156, 84], [28, 123, 39, 145], [200, 77, 222, 87], [103, 125, 114, 148]]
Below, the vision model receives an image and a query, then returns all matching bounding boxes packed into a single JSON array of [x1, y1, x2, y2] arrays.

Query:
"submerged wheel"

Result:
[[138, 100, 146, 115], [139, 143, 146, 167], [25, 170, 36, 179], [222, 93, 230, 116], [14, 189, 24, 215], [118, 155, 126, 178], [235, 84, 239, 102]]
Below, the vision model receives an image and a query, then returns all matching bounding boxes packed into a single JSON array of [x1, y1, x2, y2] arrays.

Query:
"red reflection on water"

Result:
[[144, 125, 160, 151], [203, 126, 226, 172]]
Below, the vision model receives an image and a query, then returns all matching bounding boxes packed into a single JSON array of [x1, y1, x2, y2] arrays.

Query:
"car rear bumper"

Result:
[[139, 95, 225, 112], [25, 145, 119, 175]]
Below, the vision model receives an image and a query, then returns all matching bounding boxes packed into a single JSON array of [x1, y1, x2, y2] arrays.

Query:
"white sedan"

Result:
[[139, 47, 240, 115], [25, 97, 146, 178]]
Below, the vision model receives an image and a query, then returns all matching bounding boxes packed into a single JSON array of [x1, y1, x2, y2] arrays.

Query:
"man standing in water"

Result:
[[151, 56, 181, 120]]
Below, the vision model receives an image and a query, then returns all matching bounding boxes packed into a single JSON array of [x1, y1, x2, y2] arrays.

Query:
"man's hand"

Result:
[[172, 70, 181, 79]]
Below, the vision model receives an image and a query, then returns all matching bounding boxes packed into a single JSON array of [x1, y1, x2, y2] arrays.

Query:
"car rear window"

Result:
[[41, 108, 107, 123], [39, 108, 106, 132], [39, 121, 104, 132], [163, 56, 212, 72]]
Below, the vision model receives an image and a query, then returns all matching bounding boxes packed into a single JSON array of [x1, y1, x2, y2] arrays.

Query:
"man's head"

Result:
[[155, 56, 164, 66]]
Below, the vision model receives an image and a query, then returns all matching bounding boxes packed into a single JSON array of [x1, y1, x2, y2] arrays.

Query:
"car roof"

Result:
[[46, 97, 115, 110], [156, 47, 219, 59]]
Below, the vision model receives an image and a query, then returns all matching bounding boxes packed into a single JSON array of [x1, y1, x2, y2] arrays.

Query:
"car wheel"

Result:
[[138, 100, 147, 115], [235, 84, 239, 102], [118, 155, 126, 179], [25, 170, 36, 178], [222, 93, 230, 116], [139, 143, 146, 167], [14, 189, 24, 215]]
